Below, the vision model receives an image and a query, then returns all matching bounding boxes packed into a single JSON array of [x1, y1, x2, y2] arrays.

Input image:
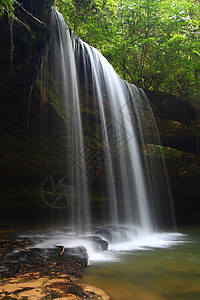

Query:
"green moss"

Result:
[[145, 144, 186, 158]]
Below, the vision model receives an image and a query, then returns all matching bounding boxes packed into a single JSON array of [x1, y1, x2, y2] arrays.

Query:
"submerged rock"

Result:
[[61, 245, 88, 259], [80, 235, 109, 252], [94, 225, 138, 243], [89, 236, 109, 251]]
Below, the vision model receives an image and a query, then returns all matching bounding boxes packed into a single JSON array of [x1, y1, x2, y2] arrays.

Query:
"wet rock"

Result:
[[80, 235, 109, 252], [94, 225, 138, 243], [89, 236, 109, 252], [0, 241, 88, 279], [60, 245, 88, 259], [38, 245, 88, 260]]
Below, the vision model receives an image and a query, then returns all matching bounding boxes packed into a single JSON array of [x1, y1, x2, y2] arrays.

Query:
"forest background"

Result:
[[54, 0, 200, 107], [1, 0, 200, 106]]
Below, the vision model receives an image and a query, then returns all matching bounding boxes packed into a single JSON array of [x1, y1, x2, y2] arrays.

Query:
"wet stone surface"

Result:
[[94, 225, 138, 243], [0, 238, 87, 279], [0, 234, 109, 299]]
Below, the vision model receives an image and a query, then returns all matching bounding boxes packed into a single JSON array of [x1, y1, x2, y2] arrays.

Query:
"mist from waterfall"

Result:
[[39, 9, 176, 236]]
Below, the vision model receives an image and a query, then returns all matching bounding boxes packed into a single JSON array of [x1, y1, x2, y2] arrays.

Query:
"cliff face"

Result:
[[0, 1, 199, 226], [0, 1, 52, 100], [0, 0, 62, 215], [146, 90, 200, 225]]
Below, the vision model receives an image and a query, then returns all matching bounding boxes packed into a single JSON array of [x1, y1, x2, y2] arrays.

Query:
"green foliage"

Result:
[[55, 0, 200, 102], [0, 0, 15, 17]]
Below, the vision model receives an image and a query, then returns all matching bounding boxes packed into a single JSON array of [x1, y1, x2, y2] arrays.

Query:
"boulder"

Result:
[[94, 225, 138, 243]]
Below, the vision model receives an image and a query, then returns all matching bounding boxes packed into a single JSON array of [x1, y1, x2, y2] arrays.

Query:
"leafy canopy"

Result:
[[0, 0, 15, 17], [55, 0, 200, 101]]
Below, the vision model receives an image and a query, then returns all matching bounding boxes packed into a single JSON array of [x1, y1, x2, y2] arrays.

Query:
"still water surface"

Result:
[[84, 228, 200, 300]]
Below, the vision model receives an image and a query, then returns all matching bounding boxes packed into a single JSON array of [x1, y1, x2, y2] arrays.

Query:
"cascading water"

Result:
[[75, 41, 153, 231], [37, 9, 176, 257], [40, 10, 91, 233]]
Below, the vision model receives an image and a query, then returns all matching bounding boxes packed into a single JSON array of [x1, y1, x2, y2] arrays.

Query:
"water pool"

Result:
[[84, 228, 200, 300]]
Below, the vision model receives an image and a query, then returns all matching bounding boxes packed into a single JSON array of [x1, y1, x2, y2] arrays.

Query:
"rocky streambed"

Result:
[[0, 230, 110, 299]]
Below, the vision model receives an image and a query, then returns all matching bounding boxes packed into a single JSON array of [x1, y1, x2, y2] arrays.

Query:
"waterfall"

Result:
[[41, 10, 91, 233], [40, 9, 175, 236]]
